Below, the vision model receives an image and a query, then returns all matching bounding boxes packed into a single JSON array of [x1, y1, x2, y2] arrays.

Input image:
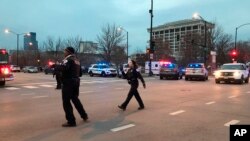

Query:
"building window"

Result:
[[181, 27, 185, 31], [187, 26, 191, 30], [165, 30, 169, 33], [170, 29, 174, 33], [193, 25, 198, 30], [175, 28, 180, 32], [160, 31, 164, 34]]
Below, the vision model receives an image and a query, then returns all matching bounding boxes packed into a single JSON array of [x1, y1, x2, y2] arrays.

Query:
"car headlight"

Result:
[[214, 71, 221, 77], [234, 71, 241, 77]]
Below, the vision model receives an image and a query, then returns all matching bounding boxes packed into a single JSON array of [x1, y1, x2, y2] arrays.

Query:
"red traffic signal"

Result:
[[231, 50, 237, 56]]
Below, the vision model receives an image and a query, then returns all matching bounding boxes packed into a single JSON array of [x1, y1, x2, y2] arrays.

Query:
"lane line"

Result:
[[111, 124, 135, 132], [32, 96, 49, 99], [228, 95, 238, 99], [23, 86, 39, 89], [206, 101, 216, 105], [80, 91, 94, 94], [170, 110, 185, 116], [246, 91, 250, 94], [99, 86, 107, 88], [115, 88, 124, 90], [21, 93, 35, 96], [224, 120, 240, 127], [5, 87, 20, 90], [39, 85, 54, 88]]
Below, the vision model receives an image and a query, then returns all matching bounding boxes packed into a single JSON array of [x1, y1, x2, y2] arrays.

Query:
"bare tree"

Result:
[[153, 36, 172, 61], [64, 36, 82, 53], [97, 23, 125, 62], [111, 45, 127, 67]]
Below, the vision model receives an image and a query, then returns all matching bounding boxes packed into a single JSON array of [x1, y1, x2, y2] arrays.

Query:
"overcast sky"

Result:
[[0, 0, 250, 54]]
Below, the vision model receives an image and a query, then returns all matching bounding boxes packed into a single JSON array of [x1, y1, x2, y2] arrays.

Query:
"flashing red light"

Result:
[[0, 49, 7, 54], [160, 61, 171, 65], [48, 61, 54, 66]]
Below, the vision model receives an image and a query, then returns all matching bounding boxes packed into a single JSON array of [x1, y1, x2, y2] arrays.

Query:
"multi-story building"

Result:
[[150, 19, 214, 61], [24, 32, 38, 50]]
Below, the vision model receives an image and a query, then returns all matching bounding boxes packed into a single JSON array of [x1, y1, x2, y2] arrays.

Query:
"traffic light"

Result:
[[230, 50, 238, 61]]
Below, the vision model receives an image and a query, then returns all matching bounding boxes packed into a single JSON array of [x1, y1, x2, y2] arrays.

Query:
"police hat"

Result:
[[65, 47, 75, 54]]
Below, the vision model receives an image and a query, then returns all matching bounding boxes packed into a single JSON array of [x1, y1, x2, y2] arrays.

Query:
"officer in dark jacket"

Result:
[[59, 47, 88, 127], [118, 60, 146, 111], [53, 61, 62, 89]]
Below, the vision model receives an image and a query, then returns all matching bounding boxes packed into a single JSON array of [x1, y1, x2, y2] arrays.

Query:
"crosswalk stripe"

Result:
[[170, 110, 185, 115], [23, 86, 39, 89], [224, 120, 240, 127], [40, 85, 54, 88], [5, 87, 20, 90]]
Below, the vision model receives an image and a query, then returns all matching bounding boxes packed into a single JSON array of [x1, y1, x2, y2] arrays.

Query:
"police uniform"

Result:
[[60, 47, 88, 127], [119, 68, 145, 110], [53, 63, 62, 89]]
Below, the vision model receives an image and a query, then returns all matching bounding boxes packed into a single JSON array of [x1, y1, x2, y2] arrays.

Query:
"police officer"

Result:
[[53, 61, 62, 89], [118, 60, 146, 111], [60, 47, 88, 127]]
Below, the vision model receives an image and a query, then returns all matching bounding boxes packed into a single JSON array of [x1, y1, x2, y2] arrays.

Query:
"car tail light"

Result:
[[1, 67, 10, 75]]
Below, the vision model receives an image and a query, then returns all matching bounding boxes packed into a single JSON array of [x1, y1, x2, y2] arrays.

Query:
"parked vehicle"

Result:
[[0, 49, 14, 86], [10, 65, 21, 72], [23, 66, 38, 73], [88, 64, 117, 77], [159, 62, 182, 80], [185, 63, 208, 81]]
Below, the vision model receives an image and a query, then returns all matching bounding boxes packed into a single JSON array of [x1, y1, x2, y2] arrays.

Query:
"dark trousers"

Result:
[[121, 84, 144, 108], [56, 74, 62, 88], [62, 79, 87, 124]]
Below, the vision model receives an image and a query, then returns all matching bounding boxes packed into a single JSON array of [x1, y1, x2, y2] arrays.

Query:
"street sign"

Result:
[[150, 53, 153, 59]]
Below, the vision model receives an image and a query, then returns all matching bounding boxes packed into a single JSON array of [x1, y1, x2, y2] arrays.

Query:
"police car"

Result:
[[214, 63, 249, 84], [185, 63, 208, 81], [88, 64, 117, 77], [159, 62, 182, 80]]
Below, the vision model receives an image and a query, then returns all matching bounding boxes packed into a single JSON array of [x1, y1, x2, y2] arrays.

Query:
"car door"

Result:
[[242, 65, 249, 78]]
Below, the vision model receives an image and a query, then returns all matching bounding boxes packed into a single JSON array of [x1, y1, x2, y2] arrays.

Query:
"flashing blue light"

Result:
[[195, 64, 199, 67]]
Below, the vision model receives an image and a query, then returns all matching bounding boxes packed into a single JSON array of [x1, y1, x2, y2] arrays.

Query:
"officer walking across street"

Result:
[[59, 47, 88, 127], [118, 60, 146, 111]]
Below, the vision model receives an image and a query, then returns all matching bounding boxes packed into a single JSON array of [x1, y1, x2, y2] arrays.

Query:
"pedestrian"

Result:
[[59, 47, 88, 127], [53, 61, 62, 89], [118, 60, 146, 111]]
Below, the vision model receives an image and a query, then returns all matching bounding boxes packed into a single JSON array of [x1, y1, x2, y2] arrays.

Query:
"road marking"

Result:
[[80, 91, 94, 94], [246, 91, 250, 94], [206, 101, 216, 105], [5, 87, 20, 90], [32, 96, 49, 99], [111, 124, 135, 132], [115, 88, 124, 90], [224, 120, 240, 127], [228, 95, 238, 99], [21, 93, 35, 96], [23, 86, 39, 89], [170, 110, 185, 116], [99, 86, 107, 88], [40, 85, 54, 88]]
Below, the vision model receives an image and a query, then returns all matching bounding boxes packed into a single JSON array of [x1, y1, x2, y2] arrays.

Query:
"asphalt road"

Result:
[[1, 72, 250, 141]]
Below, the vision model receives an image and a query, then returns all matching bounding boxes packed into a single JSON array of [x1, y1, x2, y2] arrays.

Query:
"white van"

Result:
[[145, 61, 160, 75]]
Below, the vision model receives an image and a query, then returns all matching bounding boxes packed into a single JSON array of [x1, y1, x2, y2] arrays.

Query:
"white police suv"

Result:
[[214, 63, 249, 84], [185, 63, 208, 81], [88, 64, 117, 77]]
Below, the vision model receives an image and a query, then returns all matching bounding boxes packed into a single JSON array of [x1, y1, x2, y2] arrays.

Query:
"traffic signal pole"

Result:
[[149, 0, 153, 76]]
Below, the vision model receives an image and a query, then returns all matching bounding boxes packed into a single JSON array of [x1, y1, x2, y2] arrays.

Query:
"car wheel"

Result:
[[0, 81, 5, 86], [89, 71, 94, 77], [238, 76, 244, 84], [101, 72, 106, 77], [185, 77, 188, 81], [215, 79, 220, 84], [160, 76, 163, 80], [245, 77, 249, 83]]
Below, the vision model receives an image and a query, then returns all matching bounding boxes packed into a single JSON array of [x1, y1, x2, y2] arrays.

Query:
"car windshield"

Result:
[[161, 64, 176, 69], [187, 64, 203, 68], [98, 65, 108, 69], [220, 65, 245, 70]]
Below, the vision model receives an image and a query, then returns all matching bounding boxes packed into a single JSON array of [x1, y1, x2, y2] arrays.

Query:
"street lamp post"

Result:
[[235, 23, 250, 50], [193, 13, 207, 65], [5, 29, 30, 66], [118, 27, 129, 62], [149, 0, 154, 76]]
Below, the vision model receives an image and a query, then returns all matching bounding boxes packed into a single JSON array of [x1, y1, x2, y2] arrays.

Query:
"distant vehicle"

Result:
[[44, 65, 54, 74], [214, 63, 249, 84], [0, 49, 14, 86], [159, 62, 182, 80], [23, 66, 38, 73], [10, 65, 21, 72], [145, 61, 160, 75], [88, 64, 117, 77], [185, 63, 208, 81]]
